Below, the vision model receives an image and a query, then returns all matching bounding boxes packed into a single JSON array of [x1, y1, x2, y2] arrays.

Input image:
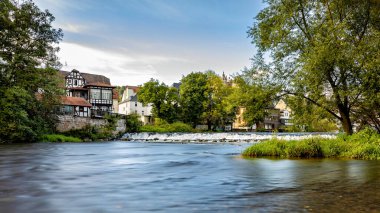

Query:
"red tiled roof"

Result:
[[61, 96, 92, 107], [125, 85, 140, 93]]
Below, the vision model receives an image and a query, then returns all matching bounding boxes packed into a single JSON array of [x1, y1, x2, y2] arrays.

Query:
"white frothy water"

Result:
[[122, 132, 336, 143]]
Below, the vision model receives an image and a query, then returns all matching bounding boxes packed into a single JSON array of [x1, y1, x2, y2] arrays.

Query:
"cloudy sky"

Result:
[[34, 0, 266, 86]]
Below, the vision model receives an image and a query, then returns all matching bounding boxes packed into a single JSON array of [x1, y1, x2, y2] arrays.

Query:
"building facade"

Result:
[[58, 69, 116, 117], [118, 86, 153, 124], [232, 99, 292, 131]]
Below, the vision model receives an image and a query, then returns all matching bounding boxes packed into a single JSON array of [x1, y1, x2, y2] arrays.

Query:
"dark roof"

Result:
[[58, 70, 111, 85], [71, 87, 88, 91], [172, 82, 181, 90], [130, 94, 138, 102], [61, 96, 92, 107], [81, 73, 110, 85], [84, 83, 116, 88]]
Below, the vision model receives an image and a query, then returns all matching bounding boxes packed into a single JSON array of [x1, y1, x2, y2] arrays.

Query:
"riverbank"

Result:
[[243, 129, 380, 160]]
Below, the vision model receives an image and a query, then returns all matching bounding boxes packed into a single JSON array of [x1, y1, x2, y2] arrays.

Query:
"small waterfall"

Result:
[[122, 132, 336, 143]]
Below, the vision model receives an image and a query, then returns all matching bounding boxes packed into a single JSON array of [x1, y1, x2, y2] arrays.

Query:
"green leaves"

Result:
[[0, 0, 63, 143], [138, 79, 180, 123], [249, 0, 380, 134]]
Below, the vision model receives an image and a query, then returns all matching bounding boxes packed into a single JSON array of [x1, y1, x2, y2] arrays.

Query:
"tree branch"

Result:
[[298, 0, 312, 40], [280, 90, 342, 120]]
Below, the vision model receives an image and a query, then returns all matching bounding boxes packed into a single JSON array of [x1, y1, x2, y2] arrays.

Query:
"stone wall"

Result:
[[57, 115, 126, 134]]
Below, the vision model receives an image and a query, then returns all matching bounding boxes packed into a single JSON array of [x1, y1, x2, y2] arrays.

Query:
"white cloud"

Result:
[[57, 42, 192, 86]]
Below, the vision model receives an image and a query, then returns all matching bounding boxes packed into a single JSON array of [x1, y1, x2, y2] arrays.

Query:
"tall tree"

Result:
[[202, 71, 236, 130], [231, 75, 278, 128], [249, 0, 380, 134], [179, 72, 208, 128], [0, 0, 63, 142], [137, 79, 180, 123]]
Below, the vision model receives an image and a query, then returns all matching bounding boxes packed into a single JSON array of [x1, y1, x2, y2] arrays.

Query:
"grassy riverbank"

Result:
[[140, 122, 196, 133], [243, 129, 380, 160], [40, 134, 82, 142]]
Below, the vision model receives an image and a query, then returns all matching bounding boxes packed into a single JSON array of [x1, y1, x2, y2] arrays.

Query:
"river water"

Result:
[[0, 142, 379, 212]]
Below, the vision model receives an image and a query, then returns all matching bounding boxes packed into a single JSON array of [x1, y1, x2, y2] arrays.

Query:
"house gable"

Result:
[[65, 69, 85, 88]]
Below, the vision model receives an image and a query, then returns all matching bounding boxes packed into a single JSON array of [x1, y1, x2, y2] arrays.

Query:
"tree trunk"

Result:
[[207, 119, 212, 131], [338, 106, 353, 135]]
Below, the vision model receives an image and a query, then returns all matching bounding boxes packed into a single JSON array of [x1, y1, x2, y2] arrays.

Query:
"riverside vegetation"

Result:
[[243, 129, 380, 160]]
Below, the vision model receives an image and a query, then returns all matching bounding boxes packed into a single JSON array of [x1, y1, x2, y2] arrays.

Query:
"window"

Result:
[[142, 111, 144, 115], [74, 80, 78, 86], [101, 90, 112, 100], [63, 106, 73, 113], [135, 102, 137, 107], [90, 89, 101, 99]]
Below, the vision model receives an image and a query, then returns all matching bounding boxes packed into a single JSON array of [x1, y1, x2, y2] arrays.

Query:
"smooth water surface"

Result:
[[0, 142, 379, 212]]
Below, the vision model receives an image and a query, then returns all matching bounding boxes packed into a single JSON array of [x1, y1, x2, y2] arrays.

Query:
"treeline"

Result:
[[137, 71, 236, 131], [136, 70, 340, 132]]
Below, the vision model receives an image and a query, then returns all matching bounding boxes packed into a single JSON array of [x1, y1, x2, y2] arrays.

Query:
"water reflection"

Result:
[[0, 142, 379, 212]]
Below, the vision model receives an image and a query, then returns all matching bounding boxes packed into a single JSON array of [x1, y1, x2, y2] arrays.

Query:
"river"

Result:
[[0, 142, 379, 212]]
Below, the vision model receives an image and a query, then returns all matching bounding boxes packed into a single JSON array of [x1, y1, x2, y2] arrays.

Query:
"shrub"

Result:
[[243, 129, 380, 160], [40, 134, 82, 142], [140, 122, 195, 133], [125, 113, 142, 132]]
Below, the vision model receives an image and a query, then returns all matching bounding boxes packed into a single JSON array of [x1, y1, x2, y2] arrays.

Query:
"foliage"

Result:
[[137, 79, 180, 123], [140, 122, 195, 133], [230, 75, 279, 127], [62, 125, 110, 141], [243, 129, 380, 160], [179, 71, 236, 130], [248, 0, 380, 134], [202, 71, 236, 130], [179, 72, 209, 127], [116, 85, 126, 102], [0, 0, 63, 143], [40, 134, 82, 142], [125, 113, 142, 132], [285, 96, 338, 132]]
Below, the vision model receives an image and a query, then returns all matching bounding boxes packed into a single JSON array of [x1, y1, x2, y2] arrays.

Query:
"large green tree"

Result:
[[202, 71, 236, 130], [179, 71, 236, 130], [249, 0, 380, 134], [0, 0, 63, 143], [231, 74, 279, 128], [179, 72, 208, 128], [137, 79, 180, 123]]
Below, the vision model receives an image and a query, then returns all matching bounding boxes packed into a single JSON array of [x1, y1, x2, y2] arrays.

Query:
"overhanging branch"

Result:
[[280, 90, 342, 120]]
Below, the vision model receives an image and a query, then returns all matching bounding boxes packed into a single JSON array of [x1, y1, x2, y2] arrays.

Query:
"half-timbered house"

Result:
[[58, 69, 116, 117]]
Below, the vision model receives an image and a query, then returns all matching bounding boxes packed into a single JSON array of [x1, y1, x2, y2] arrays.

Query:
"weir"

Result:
[[122, 132, 336, 143]]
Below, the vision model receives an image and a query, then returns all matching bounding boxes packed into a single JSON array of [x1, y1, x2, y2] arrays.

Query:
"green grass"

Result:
[[40, 134, 83, 142], [242, 129, 380, 160], [140, 122, 195, 133]]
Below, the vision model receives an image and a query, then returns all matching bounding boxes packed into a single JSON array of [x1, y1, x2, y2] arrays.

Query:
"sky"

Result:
[[33, 0, 266, 86]]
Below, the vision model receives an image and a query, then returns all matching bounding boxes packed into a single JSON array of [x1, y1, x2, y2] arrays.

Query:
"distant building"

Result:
[[275, 99, 293, 128], [232, 99, 292, 131], [118, 86, 153, 124], [58, 69, 116, 117]]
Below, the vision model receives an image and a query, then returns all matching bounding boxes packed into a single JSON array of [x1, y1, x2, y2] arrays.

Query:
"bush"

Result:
[[40, 134, 82, 142], [140, 122, 195, 133], [125, 113, 142, 132], [243, 129, 380, 160]]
